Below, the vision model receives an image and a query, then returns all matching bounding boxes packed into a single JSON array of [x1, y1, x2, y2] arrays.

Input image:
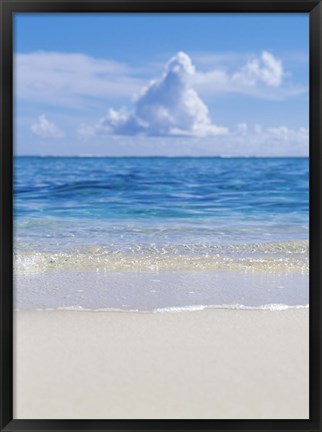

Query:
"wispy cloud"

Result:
[[31, 115, 65, 138], [15, 51, 143, 108]]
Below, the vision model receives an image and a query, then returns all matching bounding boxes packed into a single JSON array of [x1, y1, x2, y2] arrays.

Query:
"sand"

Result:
[[14, 309, 309, 419]]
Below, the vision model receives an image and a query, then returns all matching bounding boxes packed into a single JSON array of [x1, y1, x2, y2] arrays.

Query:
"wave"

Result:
[[14, 240, 308, 274], [15, 304, 309, 313]]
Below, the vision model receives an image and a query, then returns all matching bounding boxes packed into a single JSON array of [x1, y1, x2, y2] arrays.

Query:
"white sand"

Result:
[[14, 309, 309, 419]]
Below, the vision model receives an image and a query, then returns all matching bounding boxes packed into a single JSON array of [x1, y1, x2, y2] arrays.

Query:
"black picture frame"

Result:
[[1, 0, 321, 430]]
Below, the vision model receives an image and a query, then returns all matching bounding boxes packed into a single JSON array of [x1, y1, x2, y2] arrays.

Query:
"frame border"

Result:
[[1, 1, 321, 431]]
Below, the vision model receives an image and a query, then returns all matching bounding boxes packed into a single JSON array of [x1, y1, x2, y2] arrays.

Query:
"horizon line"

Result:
[[14, 155, 309, 158]]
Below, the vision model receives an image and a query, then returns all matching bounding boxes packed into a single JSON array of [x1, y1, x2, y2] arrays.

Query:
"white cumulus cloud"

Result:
[[232, 51, 283, 87], [80, 52, 228, 138], [31, 115, 65, 138]]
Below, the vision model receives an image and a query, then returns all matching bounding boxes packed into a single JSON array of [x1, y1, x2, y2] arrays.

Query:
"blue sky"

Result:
[[15, 13, 309, 156]]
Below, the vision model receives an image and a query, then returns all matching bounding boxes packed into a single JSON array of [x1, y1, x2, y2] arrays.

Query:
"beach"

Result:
[[14, 308, 309, 419], [13, 156, 309, 419]]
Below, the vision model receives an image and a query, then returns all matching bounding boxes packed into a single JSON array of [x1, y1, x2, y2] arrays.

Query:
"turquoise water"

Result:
[[15, 156, 308, 246], [14, 157, 309, 310]]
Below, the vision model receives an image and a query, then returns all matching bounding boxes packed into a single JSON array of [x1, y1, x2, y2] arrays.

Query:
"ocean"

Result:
[[14, 156, 309, 311]]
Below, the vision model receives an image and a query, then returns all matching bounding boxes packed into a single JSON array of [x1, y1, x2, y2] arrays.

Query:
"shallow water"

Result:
[[14, 269, 308, 312], [14, 156, 309, 310]]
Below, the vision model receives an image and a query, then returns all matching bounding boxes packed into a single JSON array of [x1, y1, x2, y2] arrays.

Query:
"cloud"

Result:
[[76, 123, 308, 157], [193, 51, 306, 99], [16, 50, 306, 111], [232, 51, 283, 87], [80, 52, 229, 137], [15, 51, 143, 108], [223, 123, 309, 156], [194, 51, 283, 88], [79, 50, 307, 138], [236, 123, 248, 136], [31, 115, 65, 138], [261, 125, 308, 142], [175, 123, 309, 157], [232, 122, 309, 144]]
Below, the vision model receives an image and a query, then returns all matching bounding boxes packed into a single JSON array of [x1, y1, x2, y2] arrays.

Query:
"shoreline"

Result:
[[14, 303, 309, 312], [14, 308, 309, 419], [14, 268, 309, 311]]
